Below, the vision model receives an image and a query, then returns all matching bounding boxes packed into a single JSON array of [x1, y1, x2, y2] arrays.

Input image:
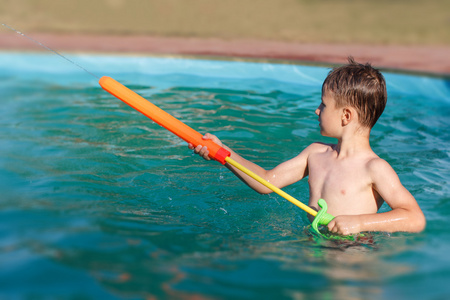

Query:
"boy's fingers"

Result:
[[203, 133, 222, 145], [203, 133, 213, 140], [194, 145, 203, 153], [327, 220, 335, 231], [190, 135, 217, 161], [192, 145, 211, 160], [201, 146, 210, 157], [327, 221, 340, 234]]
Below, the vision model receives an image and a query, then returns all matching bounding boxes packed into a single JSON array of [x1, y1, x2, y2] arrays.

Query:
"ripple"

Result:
[[1, 54, 448, 299]]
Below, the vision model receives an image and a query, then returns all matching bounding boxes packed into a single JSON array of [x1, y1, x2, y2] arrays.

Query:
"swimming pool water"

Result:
[[0, 52, 449, 299]]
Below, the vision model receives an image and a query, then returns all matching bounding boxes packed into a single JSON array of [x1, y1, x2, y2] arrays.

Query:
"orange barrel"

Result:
[[99, 76, 230, 164]]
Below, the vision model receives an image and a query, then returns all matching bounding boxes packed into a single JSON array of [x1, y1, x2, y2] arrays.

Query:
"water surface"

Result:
[[0, 53, 449, 299]]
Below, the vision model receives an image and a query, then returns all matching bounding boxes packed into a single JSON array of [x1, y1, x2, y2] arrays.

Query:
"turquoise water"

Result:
[[1, 52, 449, 299]]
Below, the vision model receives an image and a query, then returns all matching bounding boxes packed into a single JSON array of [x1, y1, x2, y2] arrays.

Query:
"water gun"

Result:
[[99, 76, 335, 238]]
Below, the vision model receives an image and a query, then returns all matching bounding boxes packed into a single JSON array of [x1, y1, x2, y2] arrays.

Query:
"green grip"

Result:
[[311, 199, 361, 241], [311, 199, 334, 236]]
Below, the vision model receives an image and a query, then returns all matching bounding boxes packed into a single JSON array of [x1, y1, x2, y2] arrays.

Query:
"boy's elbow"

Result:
[[416, 213, 426, 232], [258, 189, 273, 195], [409, 211, 426, 233]]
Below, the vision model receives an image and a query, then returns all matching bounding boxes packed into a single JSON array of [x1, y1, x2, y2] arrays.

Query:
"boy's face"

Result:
[[315, 91, 342, 138]]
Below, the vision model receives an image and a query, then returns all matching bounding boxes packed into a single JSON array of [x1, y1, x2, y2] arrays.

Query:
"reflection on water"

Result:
[[0, 54, 449, 299]]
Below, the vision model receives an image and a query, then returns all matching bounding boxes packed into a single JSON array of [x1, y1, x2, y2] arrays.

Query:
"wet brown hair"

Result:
[[322, 57, 387, 128]]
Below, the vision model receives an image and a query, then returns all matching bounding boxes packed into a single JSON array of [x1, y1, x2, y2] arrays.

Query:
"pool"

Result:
[[0, 52, 449, 299]]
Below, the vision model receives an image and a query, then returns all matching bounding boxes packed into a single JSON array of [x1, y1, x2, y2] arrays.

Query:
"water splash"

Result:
[[2, 23, 100, 79]]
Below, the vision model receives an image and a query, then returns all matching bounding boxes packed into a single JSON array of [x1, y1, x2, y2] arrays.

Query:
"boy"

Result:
[[189, 58, 426, 235]]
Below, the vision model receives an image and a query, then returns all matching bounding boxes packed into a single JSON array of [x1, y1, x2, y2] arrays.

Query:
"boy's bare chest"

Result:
[[308, 157, 366, 191], [307, 152, 377, 214], [309, 153, 367, 179]]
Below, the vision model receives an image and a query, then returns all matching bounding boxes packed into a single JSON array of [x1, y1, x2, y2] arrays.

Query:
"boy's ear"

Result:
[[341, 107, 353, 126]]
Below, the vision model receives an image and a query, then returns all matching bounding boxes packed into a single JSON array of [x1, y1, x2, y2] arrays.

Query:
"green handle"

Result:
[[311, 199, 335, 236], [311, 199, 361, 241]]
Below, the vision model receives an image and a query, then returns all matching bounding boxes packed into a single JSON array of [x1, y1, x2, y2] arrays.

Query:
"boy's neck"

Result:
[[334, 128, 372, 157]]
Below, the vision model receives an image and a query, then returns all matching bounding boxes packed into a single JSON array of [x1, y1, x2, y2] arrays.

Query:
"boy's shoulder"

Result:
[[304, 142, 335, 154], [293, 142, 332, 162], [366, 155, 396, 179]]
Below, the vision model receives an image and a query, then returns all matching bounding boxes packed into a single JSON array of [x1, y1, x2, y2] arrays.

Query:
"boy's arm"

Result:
[[328, 158, 426, 235], [189, 133, 312, 194]]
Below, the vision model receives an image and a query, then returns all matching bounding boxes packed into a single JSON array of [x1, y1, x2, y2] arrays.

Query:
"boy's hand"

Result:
[[188, 133, 223, 161], [327, 215, 362, 235]]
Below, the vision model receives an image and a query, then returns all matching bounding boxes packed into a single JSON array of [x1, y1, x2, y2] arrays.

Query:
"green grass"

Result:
[[1, 0, 449, 45]]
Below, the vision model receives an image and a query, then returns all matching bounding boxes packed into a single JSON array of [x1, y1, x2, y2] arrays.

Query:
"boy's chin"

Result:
[[320, 131, 337, 139], [319, 129, 328, 137]]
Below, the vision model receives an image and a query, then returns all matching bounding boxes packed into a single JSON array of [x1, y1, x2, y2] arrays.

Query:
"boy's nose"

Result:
[[315, 108, 320, 116]]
